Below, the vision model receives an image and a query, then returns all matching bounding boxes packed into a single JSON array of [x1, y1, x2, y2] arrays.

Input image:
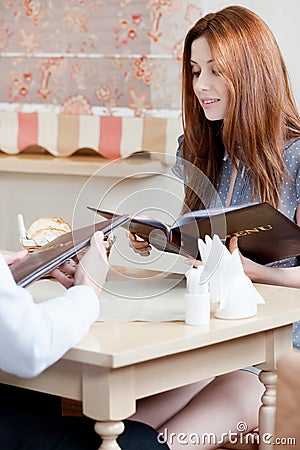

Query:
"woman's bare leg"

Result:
[[158, 370, 264, 450], [129, 377, 215, 429]]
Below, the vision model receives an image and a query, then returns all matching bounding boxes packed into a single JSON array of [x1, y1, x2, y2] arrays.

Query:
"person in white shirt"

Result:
[[0, 231, 169, 450]]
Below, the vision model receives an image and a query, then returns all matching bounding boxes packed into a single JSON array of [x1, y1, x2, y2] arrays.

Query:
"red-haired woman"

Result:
[[129, 6, 300, 449]]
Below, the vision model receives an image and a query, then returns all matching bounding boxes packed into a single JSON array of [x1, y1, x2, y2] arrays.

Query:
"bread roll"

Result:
[[26, 217, 72, 243]]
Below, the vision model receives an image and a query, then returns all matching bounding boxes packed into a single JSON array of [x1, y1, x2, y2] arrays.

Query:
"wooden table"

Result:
[[0, 267, 299, 450]]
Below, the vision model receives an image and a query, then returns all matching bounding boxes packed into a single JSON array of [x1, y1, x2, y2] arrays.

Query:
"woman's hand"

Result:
[[74, 231, 109, 296], [228, 236, 260, 280], [128, 231, 152, 257], [52, 232, 109, 293], [229, 235, 300, 288], [51, 262, 77, 289]]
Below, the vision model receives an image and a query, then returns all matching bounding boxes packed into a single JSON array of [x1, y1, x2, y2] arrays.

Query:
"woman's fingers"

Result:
[[4, 250, 28, 266], [128, 232, 151, 256]]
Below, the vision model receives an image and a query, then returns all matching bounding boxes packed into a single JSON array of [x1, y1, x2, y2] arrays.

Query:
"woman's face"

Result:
[[190, 36, 230, 121]]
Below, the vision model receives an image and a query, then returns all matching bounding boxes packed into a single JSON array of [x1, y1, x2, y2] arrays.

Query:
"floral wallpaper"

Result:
[[0, 0, 204, 118]]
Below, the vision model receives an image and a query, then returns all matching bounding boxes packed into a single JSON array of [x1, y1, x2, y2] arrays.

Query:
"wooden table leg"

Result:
[[94, 421, 125, 449], [258, 370, 277, 450]]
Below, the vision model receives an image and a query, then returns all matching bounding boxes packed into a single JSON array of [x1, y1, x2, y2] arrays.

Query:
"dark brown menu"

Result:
[[88, 203, 300, 264], [11, 215, 129, 287]]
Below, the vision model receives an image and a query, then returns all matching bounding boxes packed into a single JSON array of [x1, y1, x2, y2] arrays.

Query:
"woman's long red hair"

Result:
[[182, 6, 300, 211]]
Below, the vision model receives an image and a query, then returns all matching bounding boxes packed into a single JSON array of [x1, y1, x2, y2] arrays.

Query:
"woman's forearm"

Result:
[[245, 262, 300, 288]]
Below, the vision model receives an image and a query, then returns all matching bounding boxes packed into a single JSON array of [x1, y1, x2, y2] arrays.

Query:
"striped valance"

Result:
[[0, 112, 182, 159]]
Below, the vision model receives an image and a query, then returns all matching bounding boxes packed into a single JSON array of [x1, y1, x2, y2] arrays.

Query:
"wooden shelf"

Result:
[[0, 152, 167, 178]]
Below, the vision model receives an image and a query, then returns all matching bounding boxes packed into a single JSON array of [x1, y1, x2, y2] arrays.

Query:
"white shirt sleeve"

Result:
[[0, 254, 100, 378]]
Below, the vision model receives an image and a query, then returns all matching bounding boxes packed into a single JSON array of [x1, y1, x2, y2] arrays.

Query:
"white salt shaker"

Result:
[[185, 267, 210, 326]]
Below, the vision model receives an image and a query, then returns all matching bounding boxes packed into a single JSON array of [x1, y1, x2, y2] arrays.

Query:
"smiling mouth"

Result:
[[202, 99, 220, 105]]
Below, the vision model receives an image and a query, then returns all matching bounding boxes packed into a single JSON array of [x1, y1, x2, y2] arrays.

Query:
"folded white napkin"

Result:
[[198, 235, 264, 319]]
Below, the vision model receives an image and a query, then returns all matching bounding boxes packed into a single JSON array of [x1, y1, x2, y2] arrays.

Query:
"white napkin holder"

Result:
[[185, 266, 210, 326]]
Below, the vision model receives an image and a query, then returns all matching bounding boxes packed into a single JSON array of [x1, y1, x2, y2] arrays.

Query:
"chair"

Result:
[[62, 398, 83, 416]]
